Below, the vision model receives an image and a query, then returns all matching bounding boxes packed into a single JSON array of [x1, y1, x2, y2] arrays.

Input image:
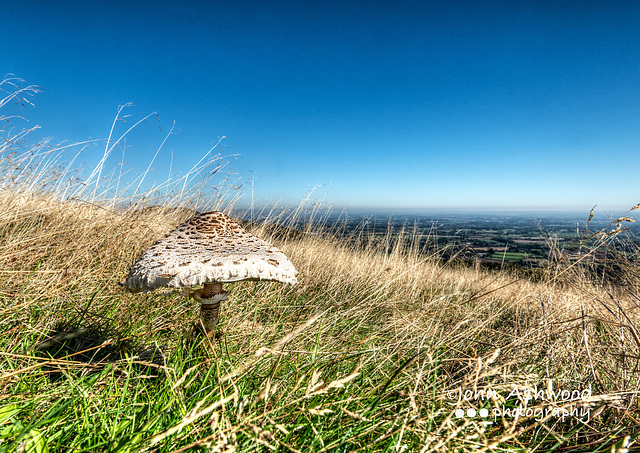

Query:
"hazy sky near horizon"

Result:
[[3, 0, 640, 213]]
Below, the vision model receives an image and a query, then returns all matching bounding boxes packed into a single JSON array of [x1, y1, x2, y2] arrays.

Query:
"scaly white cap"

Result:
[[125, 211, 298, 292]]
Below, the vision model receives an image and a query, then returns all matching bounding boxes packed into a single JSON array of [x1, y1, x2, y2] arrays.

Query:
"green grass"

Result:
[[487, 252, 528, 262]]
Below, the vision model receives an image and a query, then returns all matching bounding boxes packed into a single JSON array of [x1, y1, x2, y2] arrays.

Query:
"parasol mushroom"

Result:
[[124, 211, 298, 334]]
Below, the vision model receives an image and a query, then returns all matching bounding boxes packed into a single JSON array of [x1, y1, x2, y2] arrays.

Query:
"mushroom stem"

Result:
[[202, 282, 223, 298], [199, 282, 226, 335]]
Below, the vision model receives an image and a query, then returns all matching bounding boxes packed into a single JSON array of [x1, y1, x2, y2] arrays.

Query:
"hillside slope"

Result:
[[1, 189, 639, 452]]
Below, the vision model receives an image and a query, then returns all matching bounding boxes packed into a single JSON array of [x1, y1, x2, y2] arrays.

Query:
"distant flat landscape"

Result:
[[322, 210, 640, 267]]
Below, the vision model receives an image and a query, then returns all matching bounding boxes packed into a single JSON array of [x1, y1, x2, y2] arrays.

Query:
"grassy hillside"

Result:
[[1, 81, 639, 452]]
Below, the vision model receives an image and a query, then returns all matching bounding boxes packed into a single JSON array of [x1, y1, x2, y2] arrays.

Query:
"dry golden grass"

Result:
[[2, 187, 640, 451]]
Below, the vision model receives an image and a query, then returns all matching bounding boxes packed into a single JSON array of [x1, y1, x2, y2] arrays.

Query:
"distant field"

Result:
[[486, 252, 528, 262], [327, 211, 640, 269]]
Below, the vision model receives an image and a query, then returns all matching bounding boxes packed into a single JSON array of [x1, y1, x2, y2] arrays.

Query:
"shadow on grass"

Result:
[[33, 321, 166, 381]]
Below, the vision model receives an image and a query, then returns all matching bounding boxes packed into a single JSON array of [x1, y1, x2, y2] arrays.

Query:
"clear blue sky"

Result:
[[4, 0, 640, 213]]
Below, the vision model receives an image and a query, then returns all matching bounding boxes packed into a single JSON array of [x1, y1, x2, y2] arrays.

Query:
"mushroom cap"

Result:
[[125, 211, 298, 292]]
